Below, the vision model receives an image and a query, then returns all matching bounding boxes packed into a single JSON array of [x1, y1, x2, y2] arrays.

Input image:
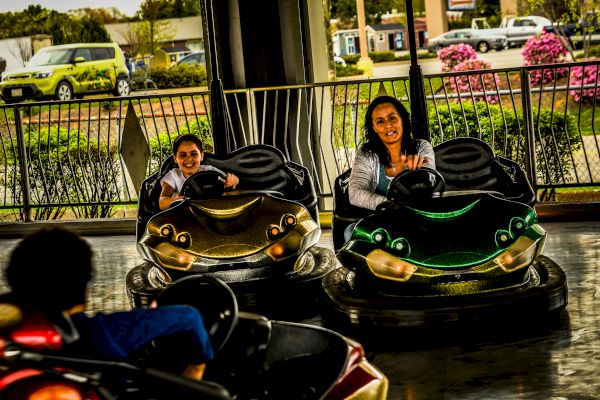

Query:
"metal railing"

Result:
[[1, 59, 599, 222]]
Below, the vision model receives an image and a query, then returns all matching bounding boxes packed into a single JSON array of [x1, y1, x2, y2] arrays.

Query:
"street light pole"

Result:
[[405, 0, 430, 141], [355, 0, 373, 77]]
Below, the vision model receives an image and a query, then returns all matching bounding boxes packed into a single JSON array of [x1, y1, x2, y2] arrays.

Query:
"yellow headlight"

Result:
[[366, 249, 417, 282], [494, 235, 538, 272]]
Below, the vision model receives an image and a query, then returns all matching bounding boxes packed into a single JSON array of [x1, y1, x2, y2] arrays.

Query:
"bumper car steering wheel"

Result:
[[155, 276, 238, 354], [181, 170, 227, 199], [387, 167, 445, 202]]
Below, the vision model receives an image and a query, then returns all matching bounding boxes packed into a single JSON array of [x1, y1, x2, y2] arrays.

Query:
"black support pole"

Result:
[[405, 0, 430, 141], [200, 0, 228, 154]]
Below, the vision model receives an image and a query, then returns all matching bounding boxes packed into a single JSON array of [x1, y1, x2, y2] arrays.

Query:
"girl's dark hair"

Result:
[[361, 95, 416, 167], [5, 228, 93, 313], [173, 134, 204, 154]]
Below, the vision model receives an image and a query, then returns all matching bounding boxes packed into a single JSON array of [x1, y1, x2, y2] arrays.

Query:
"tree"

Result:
[[0, 6, 112, 44], [527, 0, 600, 58], [79, 15, 112, 43], [135, 0, 176, 55], [8, 38, 32, 67], [331, 0, 396, 27], [76, 7, 129, 24]]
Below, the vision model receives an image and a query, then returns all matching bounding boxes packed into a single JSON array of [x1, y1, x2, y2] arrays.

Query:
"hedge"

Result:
[[150, 64, 208, 89], [0, 127, 120, 219], [429, 102, 581, 184]]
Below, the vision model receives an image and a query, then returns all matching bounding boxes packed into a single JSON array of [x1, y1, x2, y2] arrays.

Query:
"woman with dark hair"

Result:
[[348, 95, 436, 211]]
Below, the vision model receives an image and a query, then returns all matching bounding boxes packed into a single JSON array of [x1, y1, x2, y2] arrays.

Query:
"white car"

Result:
[[334, 56, 347, 67]]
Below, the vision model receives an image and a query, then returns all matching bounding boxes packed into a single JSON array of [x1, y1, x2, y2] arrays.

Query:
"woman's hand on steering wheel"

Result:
[[402, 154, 429, 172]]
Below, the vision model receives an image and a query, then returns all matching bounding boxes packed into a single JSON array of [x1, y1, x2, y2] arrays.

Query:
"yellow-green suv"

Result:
[[0, 43, 130, 103]]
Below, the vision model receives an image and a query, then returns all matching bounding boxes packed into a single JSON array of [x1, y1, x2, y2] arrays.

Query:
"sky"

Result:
[[0, 0, 144, 16]]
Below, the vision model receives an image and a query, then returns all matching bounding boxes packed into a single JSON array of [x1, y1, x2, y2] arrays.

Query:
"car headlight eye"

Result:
[[510, 217, 527, 236], [33, 71, 53, 78], [282, 214, 296, 227], [371, 229, 388, 244], [495, 229, 512, 247], [176, 232, 191, 248], [268, 224, 281, 240], [160, 224, 174, 238], [390, 237, 410, 256]]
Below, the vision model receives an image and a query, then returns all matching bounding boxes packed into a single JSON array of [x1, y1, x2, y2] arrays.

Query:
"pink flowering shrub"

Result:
[[569, 58, 600, 102], [521, 32, 568, 86], [449, 59, 500, 104], [438, 44, 477, 72]]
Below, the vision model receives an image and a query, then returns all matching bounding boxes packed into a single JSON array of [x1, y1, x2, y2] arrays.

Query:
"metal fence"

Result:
[[1, 59, 599, 222]]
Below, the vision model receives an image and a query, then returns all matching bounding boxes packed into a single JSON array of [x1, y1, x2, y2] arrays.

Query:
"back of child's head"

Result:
[[4, 228, 94, 313], [173, 134, 204, 155]]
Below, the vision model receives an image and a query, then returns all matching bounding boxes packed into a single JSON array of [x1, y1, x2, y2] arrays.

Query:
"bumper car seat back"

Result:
[[434, 137, 536, 206]]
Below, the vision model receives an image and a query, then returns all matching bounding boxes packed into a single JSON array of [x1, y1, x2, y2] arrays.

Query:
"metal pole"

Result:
[[405, 0, 429, 141], [14, 106, 32, 222], [200, 0, 228, 154], [520, 68, 538, 192]]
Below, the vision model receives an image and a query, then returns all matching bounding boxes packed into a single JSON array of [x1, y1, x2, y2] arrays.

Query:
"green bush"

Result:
[[150, 64, 208, 89], [1, 127, 120, 220], [368, 51, 397, 63], [335, 64, 364, 77], [429, 102, 581, 184], [588, 45, 600, 58], [341, 51, 437, 66]]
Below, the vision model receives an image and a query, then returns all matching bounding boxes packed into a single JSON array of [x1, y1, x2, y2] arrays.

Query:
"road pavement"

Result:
[[373, 48, 526, 78]]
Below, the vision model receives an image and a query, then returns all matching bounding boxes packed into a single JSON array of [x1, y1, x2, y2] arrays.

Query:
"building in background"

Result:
[[105, 16, 203, 65], [0, 34, 52, 73]]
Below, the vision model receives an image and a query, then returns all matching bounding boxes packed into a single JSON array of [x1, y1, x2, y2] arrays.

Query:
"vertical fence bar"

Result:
[[520, 68, 538, 192], [14, 106, 32, 222]]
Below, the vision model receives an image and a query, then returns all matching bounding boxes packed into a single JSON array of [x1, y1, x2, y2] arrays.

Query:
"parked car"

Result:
[[0, 43, 130, 104], [334, 56, 347, 67], [543, 15, 600, 48], [427, 29, 508, 53], [471, 15, 552, 47], [177, 51, 206, 66]]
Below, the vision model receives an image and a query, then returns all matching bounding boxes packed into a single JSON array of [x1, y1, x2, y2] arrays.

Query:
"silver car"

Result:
[[427, 29, 508, 53], [176, 51, 206, 66]]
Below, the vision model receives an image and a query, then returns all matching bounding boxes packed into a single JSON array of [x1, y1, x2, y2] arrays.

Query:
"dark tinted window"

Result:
[[73, 48, 92, 61], [91, 47, 114, 60]]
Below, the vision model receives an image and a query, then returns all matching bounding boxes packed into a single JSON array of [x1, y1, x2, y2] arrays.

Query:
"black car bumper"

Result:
[[322, 255, 568, 328], [1, 84, 44, 102]]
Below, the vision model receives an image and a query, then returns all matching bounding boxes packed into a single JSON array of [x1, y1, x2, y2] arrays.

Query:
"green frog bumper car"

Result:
[[127, 145, 336, 314], [325, 137, 568, 328]]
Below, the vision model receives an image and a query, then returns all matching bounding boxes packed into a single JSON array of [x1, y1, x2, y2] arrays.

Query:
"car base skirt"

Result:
[[127, 246, 337, 319], [322, 255, 568, 329]]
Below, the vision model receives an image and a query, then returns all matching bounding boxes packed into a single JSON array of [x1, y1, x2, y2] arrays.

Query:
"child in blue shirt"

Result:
[[3, 227, 213, 380]]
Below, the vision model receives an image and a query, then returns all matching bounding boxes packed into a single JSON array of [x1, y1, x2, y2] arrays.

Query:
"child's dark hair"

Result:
[[4, 228, 93, 313], [173, 134, 204, 154]]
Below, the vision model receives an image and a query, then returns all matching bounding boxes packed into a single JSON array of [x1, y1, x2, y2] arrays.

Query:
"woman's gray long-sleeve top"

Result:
[[348, 139, 436, 210]]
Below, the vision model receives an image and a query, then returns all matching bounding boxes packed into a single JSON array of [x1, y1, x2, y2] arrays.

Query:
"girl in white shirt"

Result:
[[158, 134, 239, 210]]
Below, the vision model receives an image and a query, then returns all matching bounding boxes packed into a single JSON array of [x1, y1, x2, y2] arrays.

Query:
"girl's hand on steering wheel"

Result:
[[224, 173, 239, 190]]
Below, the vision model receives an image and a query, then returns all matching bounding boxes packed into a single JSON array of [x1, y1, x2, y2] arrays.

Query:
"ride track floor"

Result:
[[0, 221, 599, 399]]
